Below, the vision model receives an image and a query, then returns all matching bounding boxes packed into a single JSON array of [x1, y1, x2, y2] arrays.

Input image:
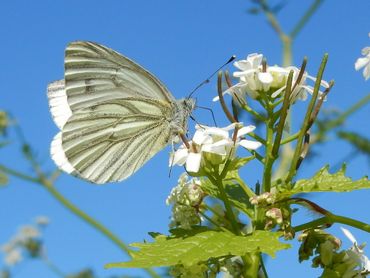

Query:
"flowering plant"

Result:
[[104, 53, 370, 277], [0, 2, 369, 278]]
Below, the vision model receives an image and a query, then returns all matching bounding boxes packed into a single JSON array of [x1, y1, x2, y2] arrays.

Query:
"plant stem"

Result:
[[318, 93, 370, 136], [280, 132, 300, 145], [290, 0, 325, 39], [41, 255, 66, 278], [207, 173, 240, 234], [1, 164, 160, 278], [0, 164, 39, 183], [286, 54, 328, 184], [262, 102, 275, 193], [293, 214, 370, 233]]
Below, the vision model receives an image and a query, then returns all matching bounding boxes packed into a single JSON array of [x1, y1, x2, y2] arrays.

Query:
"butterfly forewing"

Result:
[[64, 41, 174, 111]]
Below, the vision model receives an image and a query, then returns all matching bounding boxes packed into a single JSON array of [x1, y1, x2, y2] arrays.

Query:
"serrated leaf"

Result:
[[106, 229, 290, 269], [277, 165, 370, 199], [201, 178, 253, 216]]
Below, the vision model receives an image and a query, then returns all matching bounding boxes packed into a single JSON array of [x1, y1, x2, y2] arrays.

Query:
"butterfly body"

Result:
[[48, 41, 194, 184]]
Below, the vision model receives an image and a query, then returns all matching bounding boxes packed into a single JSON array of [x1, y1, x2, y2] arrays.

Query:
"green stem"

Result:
[[240, 103, 267, 122], [286, 54, 328, 184], [1, 165, 160, 278], [319, 93, 370, 135], [199, 210, 223, 230], [41, 255, 66, 278], [207, 173, 240, 234], [262, 102, 275, 192], [259, 253, 269, 278], [234, 176, 256, 199], [280, 132, 300, 145], [293, 214, 370, 233], [243, 252, 260, 278], [248, 132, 267, 145], [0, 164, 39, 183], [290, 0, 325, 39]]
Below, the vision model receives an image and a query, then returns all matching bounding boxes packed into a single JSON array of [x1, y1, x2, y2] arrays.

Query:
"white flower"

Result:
[[271, 66, 330, 102], [341, 227, 370, 272], [35, 216, 50, 226], [170, 123, 262, 173], [1, 220, 45, 267], [166, 174, 204, 229], [4, 249, 22, 266], [355, 33, 370, 80], [214, 53, 329, 103]]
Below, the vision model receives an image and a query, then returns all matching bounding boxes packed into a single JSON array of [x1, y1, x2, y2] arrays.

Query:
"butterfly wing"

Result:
[[49, 41, 180, 184], [64, 41, 175, 111], [52, 98, 174, 184]]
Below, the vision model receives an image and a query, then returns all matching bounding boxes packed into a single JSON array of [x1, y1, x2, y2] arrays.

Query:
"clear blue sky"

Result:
[[0, 1, 369, 277]]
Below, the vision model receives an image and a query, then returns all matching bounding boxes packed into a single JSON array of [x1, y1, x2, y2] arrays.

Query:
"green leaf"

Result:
[[227, 156, 255, 171], [105, 229, 290, 269], [277, 165, 370, 199], [201, 178, 253, 216]]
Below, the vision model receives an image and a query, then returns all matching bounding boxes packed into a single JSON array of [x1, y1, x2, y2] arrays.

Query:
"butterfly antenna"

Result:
[[187, 55, 236, 98]]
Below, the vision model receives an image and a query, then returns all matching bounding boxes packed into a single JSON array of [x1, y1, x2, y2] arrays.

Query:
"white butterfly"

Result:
[[48, 41, 195, 184]]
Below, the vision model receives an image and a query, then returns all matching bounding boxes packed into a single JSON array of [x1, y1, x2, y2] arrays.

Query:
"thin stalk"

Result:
[[259, 253, 269, 278], [290, 0, 325, 39], [198, 210, 224, 230], [233, 176, 256, 199], [286, 54, 328, 184], [247, 132, 266, 145], [217, 71, 236, 123], [207, 173, 240, 234], [0, 164, 39, 183], [271, 71, 294, 159], [262, 100, 275, 192], [319, 93, 370, 133], [41, 255, 66, 278], [293, 214, 370, 233], [1, 164, 160, 278], [281, 132, 300, 145]]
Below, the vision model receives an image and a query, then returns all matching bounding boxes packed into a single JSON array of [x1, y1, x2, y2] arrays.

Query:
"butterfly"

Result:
[[48, 41, 195, 184]]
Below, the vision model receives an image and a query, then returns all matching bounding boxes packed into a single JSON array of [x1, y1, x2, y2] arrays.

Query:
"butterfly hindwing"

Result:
[[60, 98, 174, 184]]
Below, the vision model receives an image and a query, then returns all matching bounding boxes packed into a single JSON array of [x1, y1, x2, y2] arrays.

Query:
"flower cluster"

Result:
[[298, 228, 370, 277], [341, 227, 370, 274], [355, 33, 370, 80], [215, 53, 329, 103], [1, 217, 48, 266], [249, 192, 275, 206], [170, 123, 262, 173], [166, 174, 204, 229]]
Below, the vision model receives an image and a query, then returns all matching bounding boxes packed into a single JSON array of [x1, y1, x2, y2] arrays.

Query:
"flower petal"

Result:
[[258, 72, 273, 84], [237, 125, 256, 137], [355, 57, 370, 71], [341, 227, 357, 245], [170, 148, 188, 166], [193, 129, 212, 145], [239, 139, 262, 150], [185, 153, 202, 173]]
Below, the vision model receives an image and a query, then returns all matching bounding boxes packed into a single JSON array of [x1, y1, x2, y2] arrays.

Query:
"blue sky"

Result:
[[0, 0, 369, 277]]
